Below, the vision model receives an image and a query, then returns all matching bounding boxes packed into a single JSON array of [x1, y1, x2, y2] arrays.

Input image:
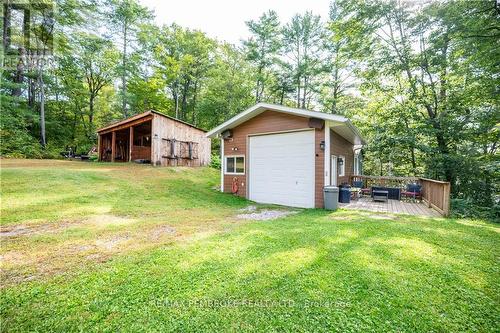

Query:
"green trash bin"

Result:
[[324, 186, 339, 210]]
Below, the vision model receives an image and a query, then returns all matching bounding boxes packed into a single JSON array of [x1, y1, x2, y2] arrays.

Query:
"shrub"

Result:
[[209, 153, 221, 169], [451, 198, 500, 222]]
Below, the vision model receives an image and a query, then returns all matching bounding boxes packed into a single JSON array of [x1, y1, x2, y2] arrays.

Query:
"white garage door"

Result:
[[248, 130, 315, 208]]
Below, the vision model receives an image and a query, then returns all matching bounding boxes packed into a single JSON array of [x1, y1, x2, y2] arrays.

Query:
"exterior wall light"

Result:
[[320, 140, 325, 150]]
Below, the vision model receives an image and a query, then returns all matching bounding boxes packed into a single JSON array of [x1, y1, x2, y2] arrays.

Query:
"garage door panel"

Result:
[[248, 131, 315, 208]]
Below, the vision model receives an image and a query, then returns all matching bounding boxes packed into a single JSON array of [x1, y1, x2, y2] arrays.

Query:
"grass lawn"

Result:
[[1, 159, 499, 332]]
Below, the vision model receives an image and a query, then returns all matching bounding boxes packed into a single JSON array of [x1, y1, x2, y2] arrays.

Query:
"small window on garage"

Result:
[[225, 156, 245, 174]]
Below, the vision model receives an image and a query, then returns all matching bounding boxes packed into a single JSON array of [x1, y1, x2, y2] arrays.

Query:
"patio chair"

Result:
[[402, 183, 422, 202], [353, 180, 370, 197]]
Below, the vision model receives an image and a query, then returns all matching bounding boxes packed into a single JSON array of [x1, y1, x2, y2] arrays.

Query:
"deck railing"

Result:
[[419, 178, 451, 217], [350, 175, 451, 217]]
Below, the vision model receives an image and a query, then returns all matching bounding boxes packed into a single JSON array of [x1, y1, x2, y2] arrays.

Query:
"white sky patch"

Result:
[[139, 0, 331, 44]]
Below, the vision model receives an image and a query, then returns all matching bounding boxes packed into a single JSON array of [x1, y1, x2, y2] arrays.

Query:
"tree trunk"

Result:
[[180, 78, 190, 121], [28, 52, 36, 107], [172, 81, 179, 118], [121, 23, 128, 118], [88, 94, 95, 139], [302, 76, 308, 109], [2, 3, 11, 52], [295, 44, 301, 108], [71, 109, 78, 141], [279, 86, 285, 105], [410, 146, 416, 175], [174, 91, 179, 119], [331, 67, 339, 113], [296, 77, 301, 108], [191, 80, 198, 125], [255, 80, 259, 102], [255, 66, 263, 102], [12, 47, 25, 97], [89, 94, 95, 125], [38, 62, 46, 147]]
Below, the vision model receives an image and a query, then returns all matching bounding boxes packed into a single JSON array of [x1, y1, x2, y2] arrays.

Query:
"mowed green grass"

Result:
[[1, 159, 499, 332]]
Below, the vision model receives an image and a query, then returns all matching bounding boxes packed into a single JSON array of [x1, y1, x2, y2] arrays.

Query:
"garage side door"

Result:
[[248, 130, 315, 208]]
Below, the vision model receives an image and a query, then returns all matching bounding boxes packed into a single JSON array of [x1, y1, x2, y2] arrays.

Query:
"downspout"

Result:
[[220, 135, 224, 192]]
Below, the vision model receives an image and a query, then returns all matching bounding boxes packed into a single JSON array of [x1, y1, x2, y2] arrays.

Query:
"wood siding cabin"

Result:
[[207, 103, 365, 209], [97, 111, 211, 167]]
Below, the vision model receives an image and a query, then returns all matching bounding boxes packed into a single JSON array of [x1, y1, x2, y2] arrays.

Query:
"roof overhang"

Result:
[[206, 102, 365, 145], [97, 111, 153, 134], [97, 110, 206, 134]]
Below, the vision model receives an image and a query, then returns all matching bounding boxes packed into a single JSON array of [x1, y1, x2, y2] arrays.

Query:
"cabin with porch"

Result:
[[97, 111, 211, 167]]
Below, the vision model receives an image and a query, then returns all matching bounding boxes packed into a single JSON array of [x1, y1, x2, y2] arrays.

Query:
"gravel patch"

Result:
[[238, 205, 258, 213], [0, 226, 30, 237], [95, 235, 131, 250], [150, 225, 177, 239], [0, 222, 73, 238]]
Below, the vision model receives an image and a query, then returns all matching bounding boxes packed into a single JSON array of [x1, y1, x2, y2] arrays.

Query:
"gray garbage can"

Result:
[[324, 186, 339, 210]]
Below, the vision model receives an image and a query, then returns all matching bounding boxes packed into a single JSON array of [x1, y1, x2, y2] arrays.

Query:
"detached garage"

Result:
[[206, 103, 365, 208]]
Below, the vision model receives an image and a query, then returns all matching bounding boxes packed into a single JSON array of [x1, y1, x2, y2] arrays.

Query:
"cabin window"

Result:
[[225, 156, 245, 175], [338, 155, 345, 177]]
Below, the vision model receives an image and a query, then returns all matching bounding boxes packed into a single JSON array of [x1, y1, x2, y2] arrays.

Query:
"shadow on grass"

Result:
[[2, 209, 498, 332]]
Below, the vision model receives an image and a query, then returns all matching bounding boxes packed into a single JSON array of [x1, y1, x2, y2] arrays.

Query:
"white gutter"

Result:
[[206, 102, 366, 145]]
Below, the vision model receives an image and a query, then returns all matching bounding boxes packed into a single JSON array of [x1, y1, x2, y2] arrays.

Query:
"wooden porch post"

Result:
[[97, 134, 101, 161], [129, 126, 133, 162], [111, 131, 116, 162]]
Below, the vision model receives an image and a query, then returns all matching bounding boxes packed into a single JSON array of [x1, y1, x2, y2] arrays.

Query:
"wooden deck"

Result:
[[339, 197, 441, 217]]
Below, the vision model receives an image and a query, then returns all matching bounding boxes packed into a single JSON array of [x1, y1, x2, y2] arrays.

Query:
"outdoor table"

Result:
[[371, 186, 401, 200], [372, 189, 389, 202]]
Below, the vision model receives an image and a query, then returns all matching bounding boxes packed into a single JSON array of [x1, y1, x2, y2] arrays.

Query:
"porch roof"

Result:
[[97, 110, 206, 134]]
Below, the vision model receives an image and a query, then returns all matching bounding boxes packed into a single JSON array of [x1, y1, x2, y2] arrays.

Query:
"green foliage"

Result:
[[283, 11, 325, 109], [451, 199, 499, 222], [244, 10, 281, 102], [0, 101, 43, 158], [333, 0, 499, 216], [209, 153, 221, 170], [106, 0, 153, 117], [196, 43, 255, 130]]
